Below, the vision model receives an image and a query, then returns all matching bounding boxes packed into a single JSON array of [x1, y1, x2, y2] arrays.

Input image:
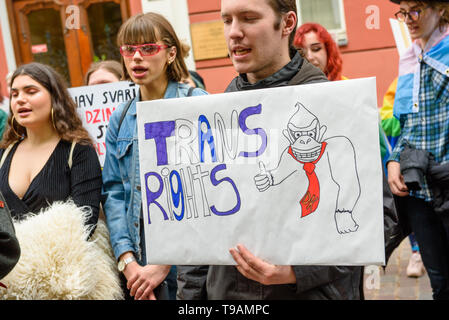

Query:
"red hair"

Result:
[[294, 23, 343, 81]]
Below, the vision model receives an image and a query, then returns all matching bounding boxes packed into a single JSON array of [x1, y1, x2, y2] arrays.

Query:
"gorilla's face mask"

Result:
[[283, 103, 327, 163]]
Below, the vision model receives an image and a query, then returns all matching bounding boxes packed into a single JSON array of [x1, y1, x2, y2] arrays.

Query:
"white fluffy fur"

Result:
[[0, 201, 123, 300]]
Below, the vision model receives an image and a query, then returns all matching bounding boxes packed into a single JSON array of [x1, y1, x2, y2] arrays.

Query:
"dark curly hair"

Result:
[[1, 62, 93, 148]]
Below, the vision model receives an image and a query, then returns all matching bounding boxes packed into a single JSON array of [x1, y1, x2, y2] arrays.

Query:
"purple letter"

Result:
[[170, 170, 185, 221], [144, 171, 169, 224], [198, 115, 217, 162], [238, 104, 267, 157], [144, 121, 175, 166], [209, 164, 241, 216]]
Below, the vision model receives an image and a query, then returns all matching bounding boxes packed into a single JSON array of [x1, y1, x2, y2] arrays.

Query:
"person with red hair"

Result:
[[294, 22, 345, 81]]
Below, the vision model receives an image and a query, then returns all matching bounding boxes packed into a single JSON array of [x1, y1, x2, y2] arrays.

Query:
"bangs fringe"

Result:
[[117, 14, 159, 46]]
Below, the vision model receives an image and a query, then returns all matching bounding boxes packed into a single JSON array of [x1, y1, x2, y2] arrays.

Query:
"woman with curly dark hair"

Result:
[[0, 62, 102, 237]]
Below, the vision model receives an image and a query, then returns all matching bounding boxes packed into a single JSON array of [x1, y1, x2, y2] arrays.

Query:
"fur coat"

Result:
[[0, 201, 123, 300]]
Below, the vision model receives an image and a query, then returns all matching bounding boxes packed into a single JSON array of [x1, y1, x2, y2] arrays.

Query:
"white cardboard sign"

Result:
[[137, 77, 385, 266], [69, 81, 139, 166]]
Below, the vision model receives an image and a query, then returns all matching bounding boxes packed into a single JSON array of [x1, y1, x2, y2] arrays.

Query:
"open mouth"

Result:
[[233, 47, 251, 57], [407, 25, 419, 34], [17, 107, 32, 116], [131, 66, 148, 77]]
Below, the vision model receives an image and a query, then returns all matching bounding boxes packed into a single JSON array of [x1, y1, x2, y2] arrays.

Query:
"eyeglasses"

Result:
[[394, 7, 428, 22], [119, 43, 168, 57]]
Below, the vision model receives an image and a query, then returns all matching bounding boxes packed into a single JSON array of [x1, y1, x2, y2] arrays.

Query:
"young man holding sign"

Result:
[[177, 0, 362, 300]]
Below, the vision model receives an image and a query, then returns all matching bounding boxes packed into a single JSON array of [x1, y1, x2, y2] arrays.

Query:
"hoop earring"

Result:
[[10, 116, 21, 138], [51, 108, 56, 130]]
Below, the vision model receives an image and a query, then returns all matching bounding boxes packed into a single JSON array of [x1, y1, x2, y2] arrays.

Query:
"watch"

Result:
[[118, 255, 136, 272]]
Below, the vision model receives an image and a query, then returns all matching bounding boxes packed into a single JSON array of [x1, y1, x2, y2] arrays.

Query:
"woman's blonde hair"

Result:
[[84, 60, 123, 85], [116, 12, 189, 82]]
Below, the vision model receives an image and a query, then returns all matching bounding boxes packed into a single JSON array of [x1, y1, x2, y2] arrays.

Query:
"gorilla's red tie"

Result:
[[288, 142, 327, 217]]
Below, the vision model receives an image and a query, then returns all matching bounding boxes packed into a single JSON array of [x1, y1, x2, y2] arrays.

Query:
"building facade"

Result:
[[1, 0, 399, 106]]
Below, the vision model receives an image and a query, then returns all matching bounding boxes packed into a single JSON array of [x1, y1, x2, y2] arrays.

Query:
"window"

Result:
[[296, 0, 348, 46]]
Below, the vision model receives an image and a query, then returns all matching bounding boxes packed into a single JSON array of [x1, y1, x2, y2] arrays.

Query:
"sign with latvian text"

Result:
[[69, 81, 138, 166]]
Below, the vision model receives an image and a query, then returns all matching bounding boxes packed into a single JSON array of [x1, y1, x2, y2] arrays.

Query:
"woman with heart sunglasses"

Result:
[[101, 12, 208, 301]]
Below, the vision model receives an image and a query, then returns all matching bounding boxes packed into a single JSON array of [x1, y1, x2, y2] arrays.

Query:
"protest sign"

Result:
[[69, 81, 138, 166], [137, 77, 384, 266]]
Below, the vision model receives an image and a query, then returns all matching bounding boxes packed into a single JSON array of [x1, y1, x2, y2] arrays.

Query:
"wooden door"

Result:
[[9, 0, 129, 87]]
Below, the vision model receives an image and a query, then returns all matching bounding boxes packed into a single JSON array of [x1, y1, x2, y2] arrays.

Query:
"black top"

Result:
[[0, 140, 102, 234], [225, 51, 327, 92]]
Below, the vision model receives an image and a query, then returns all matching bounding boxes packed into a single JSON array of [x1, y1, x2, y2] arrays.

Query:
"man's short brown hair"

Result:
[[266, 0, 298, 51]]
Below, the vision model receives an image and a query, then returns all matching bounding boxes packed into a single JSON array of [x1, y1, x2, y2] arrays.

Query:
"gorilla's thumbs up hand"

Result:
[[254, 161, 273, 192]]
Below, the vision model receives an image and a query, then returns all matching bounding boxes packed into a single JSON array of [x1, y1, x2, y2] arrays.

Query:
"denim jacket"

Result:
[[102, 81, 208, 262]]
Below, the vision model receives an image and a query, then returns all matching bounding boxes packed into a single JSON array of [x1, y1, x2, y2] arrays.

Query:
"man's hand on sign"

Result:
[[387, 161, 409, 197], [229, 244, 296, 285], [125, 263, 171, 300]]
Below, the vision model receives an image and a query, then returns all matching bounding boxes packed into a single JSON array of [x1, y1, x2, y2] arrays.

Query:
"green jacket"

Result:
[[0, 109, 7, 139]]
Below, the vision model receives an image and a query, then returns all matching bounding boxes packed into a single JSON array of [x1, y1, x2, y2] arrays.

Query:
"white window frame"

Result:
[[0, 0, 17, 71], [296, 0, 348, 46]]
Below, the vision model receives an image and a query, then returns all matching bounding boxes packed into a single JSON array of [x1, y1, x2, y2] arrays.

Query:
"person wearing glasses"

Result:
[[386, 0, 449, 300], [101, 12, 208, 301]]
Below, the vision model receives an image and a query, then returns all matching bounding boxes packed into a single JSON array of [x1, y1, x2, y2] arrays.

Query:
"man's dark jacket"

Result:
[[177, 52, 363, 300], [0, 191, 20, 280]]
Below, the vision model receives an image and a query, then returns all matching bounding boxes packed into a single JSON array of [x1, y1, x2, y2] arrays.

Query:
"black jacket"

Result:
[[428, 160, 449, 227], [177, 52, 364, 300], [0, 191, 20, 280], [398, 145, 449, 227]]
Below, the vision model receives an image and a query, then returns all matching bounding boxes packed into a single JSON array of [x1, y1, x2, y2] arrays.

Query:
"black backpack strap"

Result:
[[118, 98, 135, 133], [187, 86, 195, 97]]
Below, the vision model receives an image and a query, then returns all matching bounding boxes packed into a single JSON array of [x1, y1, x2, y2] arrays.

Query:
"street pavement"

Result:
[[363, 238, 433, 300]]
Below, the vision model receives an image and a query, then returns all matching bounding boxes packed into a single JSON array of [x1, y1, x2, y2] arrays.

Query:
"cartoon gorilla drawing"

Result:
[[254, 103, 361, 234]]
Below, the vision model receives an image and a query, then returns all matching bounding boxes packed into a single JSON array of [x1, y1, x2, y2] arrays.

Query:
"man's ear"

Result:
[[282, 11, 297, 37]]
